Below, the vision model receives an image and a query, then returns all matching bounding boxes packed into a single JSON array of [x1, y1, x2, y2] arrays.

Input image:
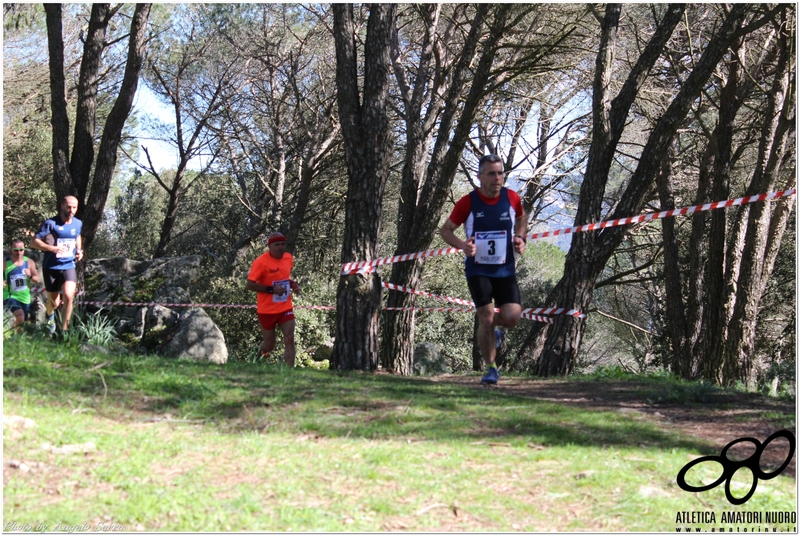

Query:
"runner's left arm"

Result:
[[513, 209, 527, 255], [289, 278, 301, 295], [75, 235, 84, 261]]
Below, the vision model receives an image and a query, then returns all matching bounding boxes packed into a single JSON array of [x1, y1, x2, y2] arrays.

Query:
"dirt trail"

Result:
[[430, 374, 797, 478]]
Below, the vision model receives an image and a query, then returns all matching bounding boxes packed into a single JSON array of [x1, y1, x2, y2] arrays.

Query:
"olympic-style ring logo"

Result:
[[676, 429, 795, 505]]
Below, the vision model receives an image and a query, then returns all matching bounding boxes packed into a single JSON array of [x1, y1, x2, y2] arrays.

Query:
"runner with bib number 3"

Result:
[[440, 154, 527, 385]]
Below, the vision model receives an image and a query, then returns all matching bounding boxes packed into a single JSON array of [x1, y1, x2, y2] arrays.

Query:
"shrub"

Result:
[[73, 307, 119, 347]]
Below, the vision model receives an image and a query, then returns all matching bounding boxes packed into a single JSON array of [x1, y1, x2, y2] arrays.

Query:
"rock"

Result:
[[6, 460, 31, 472], [161, 308, 228, 364], [413, 342, 450, 376], [42, 255, 230, 365], [41, 442, 97, 455], [84, 255, 202, 304], [146, 305, 179, 331], [117, 307, 147, 339], [154, 286, 192, 304], [312, 342, 334, 362], [3, 414, 36, 431], [30, 292, 47, 325]]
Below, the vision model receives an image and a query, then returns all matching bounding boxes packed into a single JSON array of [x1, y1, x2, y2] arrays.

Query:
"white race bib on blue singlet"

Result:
[[474, 231, 507, 264], [56, 238, 76, 259]]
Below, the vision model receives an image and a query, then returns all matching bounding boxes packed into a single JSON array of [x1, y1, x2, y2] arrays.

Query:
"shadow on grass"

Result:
[[3, 335, 783, 459]]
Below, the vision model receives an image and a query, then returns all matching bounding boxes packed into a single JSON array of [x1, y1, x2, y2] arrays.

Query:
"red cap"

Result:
[[268, 232, 286, 245]]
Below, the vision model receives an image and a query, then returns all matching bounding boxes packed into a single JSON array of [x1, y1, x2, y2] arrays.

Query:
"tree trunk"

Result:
[[533, 259, 599, 376], [380, 5, 511, 374], [701, 46, 740, 383], [379, 258, 423, 375], [153, 173, 184, 258], [655, 141, 689, 376], [722, 30, 793, 386], [71, 3, 110, 203], [685, 143, 714, 378], [332, 4, 397, 371], [80, 3, 152, 253], [524, 4, 745, 376], [44, 3, 72, 206]]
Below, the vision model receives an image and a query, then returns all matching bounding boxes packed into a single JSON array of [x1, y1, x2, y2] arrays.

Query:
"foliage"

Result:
[[516, 241, 567, 306], [3, 309, 16, 339], [93, 169, 167, 260], [72, 308, 119, 348], [576, 366, 725, 405], [645, 381, 722, 406], [191, 268, 261, 362], [3, 4, 56, 242]]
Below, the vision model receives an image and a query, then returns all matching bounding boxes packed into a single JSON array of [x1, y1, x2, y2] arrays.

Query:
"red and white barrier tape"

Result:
[[342, 246, 460, 275], [521, 306, 585, 318], [527, 188, 796, 241], [521, 313, 555, 324], [382, 281, 585, 318], [381, 281, 475, 306], [383, 306, 475, 313], [73, 299, 340, 311], [32, 274, 580, 323], [340, 188, 796, 275], [72, 299, 554, 323], [383, 307, 555, 324]]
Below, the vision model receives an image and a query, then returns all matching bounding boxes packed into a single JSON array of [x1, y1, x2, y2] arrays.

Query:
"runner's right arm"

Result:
[[440, 219, 476, 257]]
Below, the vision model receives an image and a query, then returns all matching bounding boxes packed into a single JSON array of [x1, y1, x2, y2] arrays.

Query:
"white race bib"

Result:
[[9, 273, 26, 291], [272, 280, 290, 303], [56, 238, 76, 259], [474, 231, 507, 264]]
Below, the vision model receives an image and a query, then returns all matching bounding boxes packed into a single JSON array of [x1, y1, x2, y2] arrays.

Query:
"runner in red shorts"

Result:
[[246, 232, 301, 365]]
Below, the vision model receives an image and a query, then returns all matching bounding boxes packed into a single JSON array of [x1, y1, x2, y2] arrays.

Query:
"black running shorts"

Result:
[[43, 267, 77, 293], [466, 275, 521, 309]]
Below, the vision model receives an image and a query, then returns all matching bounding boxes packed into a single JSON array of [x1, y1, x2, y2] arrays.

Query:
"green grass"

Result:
[[3, 334, 796, 532]]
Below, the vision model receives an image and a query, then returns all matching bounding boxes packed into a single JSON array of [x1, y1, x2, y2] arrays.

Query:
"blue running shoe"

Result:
[[46, 313, 56, 335], [495, 328, 503, 349], [481, 367, 500, 385]]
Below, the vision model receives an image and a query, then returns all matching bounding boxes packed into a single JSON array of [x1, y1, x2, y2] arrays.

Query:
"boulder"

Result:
[[413, 342, 450, 376], [312, 342, 334, 362], [84, 255, 202, 304], [146, 305, 179, 332], [161, 308, 228, 364], [116, 307, 147, 339], [30, 255, 229, 366], [30, 292, 48, 325]]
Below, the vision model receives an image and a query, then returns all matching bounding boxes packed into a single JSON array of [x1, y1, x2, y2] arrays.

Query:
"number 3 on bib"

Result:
[[474, 231, 507, 264]]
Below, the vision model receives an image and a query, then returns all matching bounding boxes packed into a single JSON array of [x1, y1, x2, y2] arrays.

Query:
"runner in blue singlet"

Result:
[[440, 154, 527, 385], [32, 195, 84, 335]]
